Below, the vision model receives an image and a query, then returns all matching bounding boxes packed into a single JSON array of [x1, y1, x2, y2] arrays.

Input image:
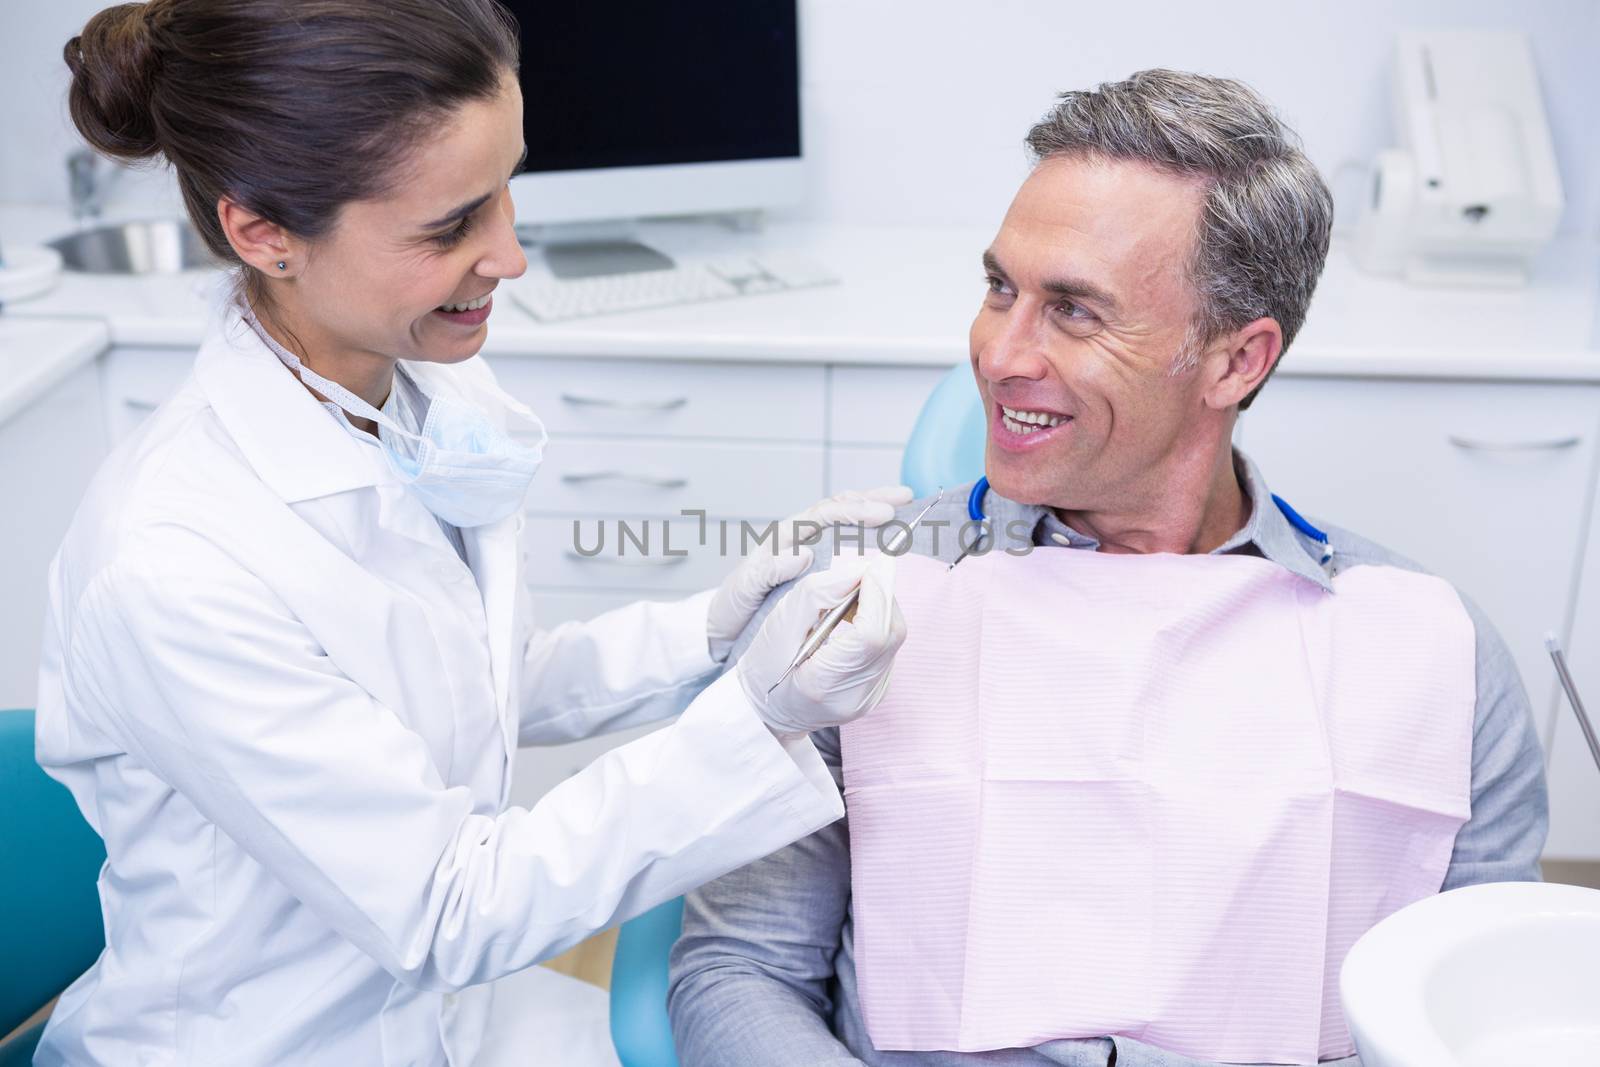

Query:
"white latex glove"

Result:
[[705, 485, 913, 663], [736, 554, 907, 739]]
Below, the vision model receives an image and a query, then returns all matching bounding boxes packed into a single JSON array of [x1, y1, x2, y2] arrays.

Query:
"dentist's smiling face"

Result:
[[970, 154, 1213, 513], [282, 74, 529, 370]]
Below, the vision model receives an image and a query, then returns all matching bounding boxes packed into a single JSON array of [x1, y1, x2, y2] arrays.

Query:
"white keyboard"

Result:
[[508, 253, 839, 322]]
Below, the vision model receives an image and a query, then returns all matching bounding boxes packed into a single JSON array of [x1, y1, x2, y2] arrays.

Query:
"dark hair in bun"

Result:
[[62, 0, 520, 275], [64, 3, 163, 160]]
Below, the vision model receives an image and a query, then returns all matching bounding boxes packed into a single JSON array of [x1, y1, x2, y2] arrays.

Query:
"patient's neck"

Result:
[[1053, 438, 1249, 556]]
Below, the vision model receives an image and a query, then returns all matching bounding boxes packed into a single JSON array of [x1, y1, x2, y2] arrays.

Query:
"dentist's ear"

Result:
[[217, 196, 302, 278], [1202, 316, 1283, 411]]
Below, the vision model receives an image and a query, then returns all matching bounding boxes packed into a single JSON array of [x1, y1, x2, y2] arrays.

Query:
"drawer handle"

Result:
[[564, 548, 690, 567], [124, 398, 159, 413], [1448, 434, 1582, 453], [560, 392, 688, 412], [561, 470, 688, 490]]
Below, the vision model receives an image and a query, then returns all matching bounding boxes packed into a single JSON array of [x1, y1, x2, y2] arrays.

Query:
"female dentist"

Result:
[[33, 2, 908, 1064]]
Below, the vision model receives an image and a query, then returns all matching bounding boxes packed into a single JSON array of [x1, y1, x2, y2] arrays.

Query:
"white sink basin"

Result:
[[1341, 881, 1600, 1067], [48, 219, 215, 274]]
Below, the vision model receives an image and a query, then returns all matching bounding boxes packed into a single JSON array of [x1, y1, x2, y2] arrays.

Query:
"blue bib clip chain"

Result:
[[963, 476, 1333, 568]]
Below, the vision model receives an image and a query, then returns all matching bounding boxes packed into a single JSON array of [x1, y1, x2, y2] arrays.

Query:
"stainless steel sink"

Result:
[[48, 219, 215, 274]]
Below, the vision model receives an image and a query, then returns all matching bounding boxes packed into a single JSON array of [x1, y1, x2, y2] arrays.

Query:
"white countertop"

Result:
[[3, 202, 1598, 380], [0, 315, 109, 425]]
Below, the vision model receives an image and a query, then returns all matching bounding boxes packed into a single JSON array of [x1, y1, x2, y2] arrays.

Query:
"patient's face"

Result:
[[970, 154, 1212, 511]]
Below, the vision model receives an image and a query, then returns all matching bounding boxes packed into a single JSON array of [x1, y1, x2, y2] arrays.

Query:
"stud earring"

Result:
[[276, 261, 287, 271]]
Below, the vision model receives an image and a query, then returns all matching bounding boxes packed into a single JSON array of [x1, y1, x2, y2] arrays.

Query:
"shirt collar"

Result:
[[1222, 452, 1334, 591], [976, 450, 1333, 592]]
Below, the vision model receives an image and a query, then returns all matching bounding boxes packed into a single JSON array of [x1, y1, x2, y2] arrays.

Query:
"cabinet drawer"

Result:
[[490, 356, 825, 441], [522, 516, 762, 592], [1241, 378, 1600, 751], [525, 438, 824, 519], [829, 365, 955, 446], [101, 346, 195, 441], [829, 445, 908, 495]]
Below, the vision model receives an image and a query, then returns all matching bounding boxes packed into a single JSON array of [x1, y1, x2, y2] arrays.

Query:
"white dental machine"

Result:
[[1353, 31, 1565, 287]]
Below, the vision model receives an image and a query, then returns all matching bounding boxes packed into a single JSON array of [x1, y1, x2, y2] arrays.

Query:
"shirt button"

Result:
[[444, 993, 458, 1008], [1050, 532, 1071, 546]]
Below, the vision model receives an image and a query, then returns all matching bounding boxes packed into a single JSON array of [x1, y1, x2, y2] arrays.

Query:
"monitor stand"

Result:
[[541, 239, 676, 280]]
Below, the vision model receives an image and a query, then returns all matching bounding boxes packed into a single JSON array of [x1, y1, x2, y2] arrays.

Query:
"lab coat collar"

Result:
[[194, 287, 538, 505], [195, 290, 394, 504]]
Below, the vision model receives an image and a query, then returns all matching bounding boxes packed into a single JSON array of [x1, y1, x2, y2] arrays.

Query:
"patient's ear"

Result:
[[1202, 317, 1282, 411]]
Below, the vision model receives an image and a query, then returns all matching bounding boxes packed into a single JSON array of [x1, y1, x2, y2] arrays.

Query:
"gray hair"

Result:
[[1024, 69, 1332, 407]]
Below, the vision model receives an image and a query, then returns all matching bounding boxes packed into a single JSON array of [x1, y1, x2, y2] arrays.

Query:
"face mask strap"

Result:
[[240, 297, 420, 444]]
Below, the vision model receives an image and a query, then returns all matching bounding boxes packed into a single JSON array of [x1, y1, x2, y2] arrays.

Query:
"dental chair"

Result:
[[606, 363, 983, 1067], [0, 709, 107, 1066], [897, 363, 986, 498]]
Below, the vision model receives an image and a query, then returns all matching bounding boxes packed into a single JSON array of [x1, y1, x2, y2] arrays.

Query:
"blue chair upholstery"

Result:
[[606, 365, 987, 1066], [898, 363, 986, 497], [609, 897, 685, 1067], [0, 709, 107, 1065]]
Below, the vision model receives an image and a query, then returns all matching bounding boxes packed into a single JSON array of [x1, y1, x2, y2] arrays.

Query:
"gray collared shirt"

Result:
[[668, 452, 1548, 1067]]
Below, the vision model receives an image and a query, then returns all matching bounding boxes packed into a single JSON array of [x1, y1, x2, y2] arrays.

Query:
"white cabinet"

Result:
[[1240, 377, 1600, 759], [0, 361, 108, 708], [828, 365, 952, 445], [505, 358, 966, 801], [826, 365, 951, 491], [100, 345, 195, 440], [828, 445, 907, 494], [502, 355, 836, 801], [492, 356, 826, 440], [531, 437, 824, 519]]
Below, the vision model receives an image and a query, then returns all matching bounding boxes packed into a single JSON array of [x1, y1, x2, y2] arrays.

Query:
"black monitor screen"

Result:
[[499, 1, 801, 174]]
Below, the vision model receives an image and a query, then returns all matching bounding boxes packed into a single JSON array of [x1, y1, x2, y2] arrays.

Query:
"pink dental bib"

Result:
[[840, 549, 1476, 1065]]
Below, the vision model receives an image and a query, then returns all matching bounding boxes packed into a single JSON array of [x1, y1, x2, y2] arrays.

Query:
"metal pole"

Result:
[[1548, 634, 1600, 776]]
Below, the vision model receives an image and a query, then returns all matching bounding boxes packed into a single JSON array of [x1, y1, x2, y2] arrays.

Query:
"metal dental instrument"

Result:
[[767, 490, 944, 695], [948, 477, 991, 570], [1548, 633, 1600, 776]]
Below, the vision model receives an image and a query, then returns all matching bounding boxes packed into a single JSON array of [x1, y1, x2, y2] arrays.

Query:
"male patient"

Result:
[[668, 70, 1547, 1067]]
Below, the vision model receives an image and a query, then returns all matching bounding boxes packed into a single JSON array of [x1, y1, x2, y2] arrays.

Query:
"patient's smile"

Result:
[[992, 400, 1072, 450]]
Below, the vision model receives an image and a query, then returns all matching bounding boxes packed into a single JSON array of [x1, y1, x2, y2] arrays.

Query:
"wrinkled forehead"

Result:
[[994, 154, 1207, 313]]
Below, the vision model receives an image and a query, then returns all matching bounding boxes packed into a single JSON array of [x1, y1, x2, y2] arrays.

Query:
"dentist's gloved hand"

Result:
[[706, 485, 912, 663], [735, 554, 907, 739]]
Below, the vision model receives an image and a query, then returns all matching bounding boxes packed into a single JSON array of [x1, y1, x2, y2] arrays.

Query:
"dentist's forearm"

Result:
[[518, 589, 720, 744]]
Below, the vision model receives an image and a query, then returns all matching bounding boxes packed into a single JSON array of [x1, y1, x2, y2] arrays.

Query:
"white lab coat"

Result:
[[31, 296, 843, 1066]]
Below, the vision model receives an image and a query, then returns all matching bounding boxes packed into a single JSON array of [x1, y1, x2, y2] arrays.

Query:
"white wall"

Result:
[[789, 0, 1600, 235], [0, 0, 184, 212], [3, 0, 1596, 235]]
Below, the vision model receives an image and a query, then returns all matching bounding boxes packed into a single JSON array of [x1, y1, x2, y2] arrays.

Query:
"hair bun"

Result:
[[64, 2, 163, 160]]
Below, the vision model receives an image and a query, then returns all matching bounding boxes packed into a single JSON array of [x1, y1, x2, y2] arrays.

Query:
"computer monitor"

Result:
[[499, 0, 804, 230]]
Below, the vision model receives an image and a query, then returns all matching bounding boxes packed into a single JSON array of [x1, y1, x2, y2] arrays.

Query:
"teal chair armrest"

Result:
[[609, 897, 685, 1067]]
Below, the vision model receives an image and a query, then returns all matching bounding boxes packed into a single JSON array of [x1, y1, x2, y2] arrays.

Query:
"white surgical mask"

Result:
[[263, 331, 546, 528]]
